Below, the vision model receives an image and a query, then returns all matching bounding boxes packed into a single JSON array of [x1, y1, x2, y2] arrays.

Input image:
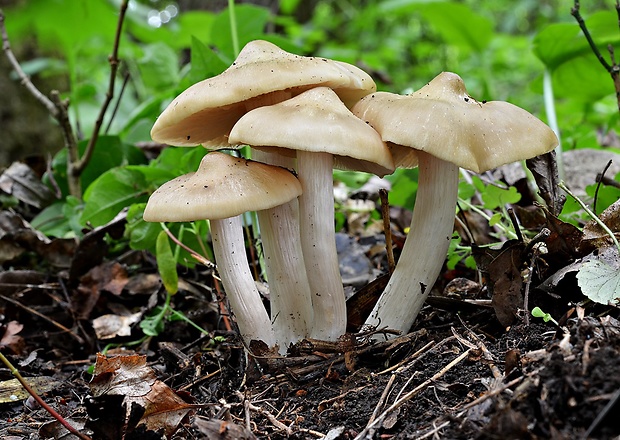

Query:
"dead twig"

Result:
[[0, 293, 85, 345], [354, 348, 472, 439], [379, 188, 395, 273], [0, 351, 93, 440], [571, 0, 620, 113]]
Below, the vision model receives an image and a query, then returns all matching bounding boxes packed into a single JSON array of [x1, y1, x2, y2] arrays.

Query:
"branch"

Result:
[[73, 0, 129, 176], [571, 1, 620, 113], [571, 1, 613, 71]]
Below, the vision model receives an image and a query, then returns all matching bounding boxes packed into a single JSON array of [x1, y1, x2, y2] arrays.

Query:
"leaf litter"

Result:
[[0, 157, 619, 439]]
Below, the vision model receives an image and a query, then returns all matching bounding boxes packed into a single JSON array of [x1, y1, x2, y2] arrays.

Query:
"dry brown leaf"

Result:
[[0, 321, 25, 354], [89, 353, 193, 437]]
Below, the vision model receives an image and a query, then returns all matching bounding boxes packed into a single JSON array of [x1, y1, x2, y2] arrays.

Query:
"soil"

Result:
[[1, 244, 619, 440], [1, 164, 620, 439]]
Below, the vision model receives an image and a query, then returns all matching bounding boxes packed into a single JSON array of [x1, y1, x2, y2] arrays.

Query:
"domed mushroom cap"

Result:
[[228, 87, 395, 177], [143, 152, 302, 222], [351, 72, 559, 173], [151, 40, 376, 148]]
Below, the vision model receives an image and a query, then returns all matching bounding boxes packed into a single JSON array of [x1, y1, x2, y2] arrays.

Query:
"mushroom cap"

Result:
[[151, 40, 376, 148], [228, 87, 395, 177], [143, 152, 302, 222], [351, 72, 559, 173]]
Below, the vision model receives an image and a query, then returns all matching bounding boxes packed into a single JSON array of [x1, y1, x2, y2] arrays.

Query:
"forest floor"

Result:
[[1, 157, 620, 440]]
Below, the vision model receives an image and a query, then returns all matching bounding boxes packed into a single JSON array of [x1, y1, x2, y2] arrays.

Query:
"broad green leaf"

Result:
[[49, 136, 147, 197], [481, 185, 521, 210], [577, 251, 620, 305], [189, 36, 229, 84], [125, 203, 162, 251], [533, 11, 620, 101], [81, 168, 150, 227], [210, 4, 272, 61], [156, 231, 179, 295], [139, 42, 180, 91], [378, 1, 492, 52], [31, 197, 83, 238], [384, 168, 418, 208], [533, 11, 619, 70]]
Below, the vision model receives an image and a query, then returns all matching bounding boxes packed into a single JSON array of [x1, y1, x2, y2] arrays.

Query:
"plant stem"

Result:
[[559, 181, 620, 253], [0, 351, 93, 440], [228, 0, 240, 56]]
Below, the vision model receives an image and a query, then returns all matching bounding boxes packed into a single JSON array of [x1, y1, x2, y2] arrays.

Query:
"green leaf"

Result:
[[210, 4, 272, 61], [81, 168, 149, 227], [156, 231, 179, 295], [533, 11, 620, 101], [138, 42, 180, 91], [49, 136, 147, 197], [488, 212, 503, 227], [533, 11, 619, 70], [140, 307, 166, 337], [189, 36, 229, 84], [384, 168, 418, 208], [125, 203, 162, 251], [31, 197, 83, 238], [480, 185, 521, 210], [577, 251, 620, 305], [379, 1, 492, 52]]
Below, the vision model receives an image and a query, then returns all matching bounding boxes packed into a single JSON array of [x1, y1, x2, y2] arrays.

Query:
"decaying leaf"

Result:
[[0, 321, 25, 354], [193, 417, 257, 440], [473, 240, 525, 327], [0, 376, 58, 403], [0, 161, 55, 209], [89, 353, 193, 437], [581, 198, 620, 250], [92, 312, 142, 339], [526, 151, 565, 216]]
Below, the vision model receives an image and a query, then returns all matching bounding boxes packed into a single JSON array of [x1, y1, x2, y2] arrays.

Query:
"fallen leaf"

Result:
[[193, 417, 257, 440], [89, 353, 193, 437], [0, 321, 25, 354], [0, 376, 58, 403], [526, 151, 565, 216], [92, 312, 142, 339]]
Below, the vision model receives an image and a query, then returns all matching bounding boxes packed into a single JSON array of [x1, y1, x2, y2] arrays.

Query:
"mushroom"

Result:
[[143, 152, 306, 350], [351, 72, 559, 337], [229, 87, 394, 341], [150, 40, 376, 148], [149, 40, 377, 343]]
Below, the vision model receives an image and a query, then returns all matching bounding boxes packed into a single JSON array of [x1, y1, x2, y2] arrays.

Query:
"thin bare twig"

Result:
[[379, 189, 395, 274], [571, 0, 620, 113], [73, 0, 129, 177], [354, 348, 472, 439], [0, 351, 92, 440]]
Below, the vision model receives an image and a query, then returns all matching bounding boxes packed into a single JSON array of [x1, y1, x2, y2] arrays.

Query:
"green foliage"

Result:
[[6, 0, 619, 291], [531, 306, 559, 325], [156, 231, 179, 295]]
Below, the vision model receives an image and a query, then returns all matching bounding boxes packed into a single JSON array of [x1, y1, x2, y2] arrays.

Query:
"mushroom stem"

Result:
[[297, 150, 347, 341], [364, 152, 459, 337], [211, 215, 275, 347], [257, 202, 314, 350], [250, 149, 314, 350]]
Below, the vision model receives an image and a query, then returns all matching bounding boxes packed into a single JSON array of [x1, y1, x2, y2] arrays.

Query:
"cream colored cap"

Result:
[[228, 87, 395, 177], [151, 40, 376, 148], [143, 152, 302, 221], [352, 72, 559, 173]]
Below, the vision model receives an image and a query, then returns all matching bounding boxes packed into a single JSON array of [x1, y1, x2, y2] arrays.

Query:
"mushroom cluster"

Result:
[[144, 40, 558, 352]]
